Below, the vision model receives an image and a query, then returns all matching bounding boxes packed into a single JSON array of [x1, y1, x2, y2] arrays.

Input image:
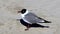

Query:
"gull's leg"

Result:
[[25, 24, 31, 31]]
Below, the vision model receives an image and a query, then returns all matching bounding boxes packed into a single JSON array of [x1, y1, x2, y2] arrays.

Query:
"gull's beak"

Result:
[[18, 11, 21, 13]]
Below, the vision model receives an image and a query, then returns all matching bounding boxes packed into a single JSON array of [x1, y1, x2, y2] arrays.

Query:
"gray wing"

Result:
[[24, 12, 44, 24]]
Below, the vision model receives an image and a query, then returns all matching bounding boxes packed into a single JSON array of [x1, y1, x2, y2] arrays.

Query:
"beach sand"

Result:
[[0, 0, 60, 34]]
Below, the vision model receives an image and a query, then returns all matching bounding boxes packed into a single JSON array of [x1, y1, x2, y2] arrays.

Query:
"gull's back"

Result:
[[24, 12, 44, 24]]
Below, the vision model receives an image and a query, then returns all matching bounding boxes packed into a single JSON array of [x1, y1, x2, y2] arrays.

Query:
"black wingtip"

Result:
[[44, 20, 51, 23], [38, 17, 51, 23]]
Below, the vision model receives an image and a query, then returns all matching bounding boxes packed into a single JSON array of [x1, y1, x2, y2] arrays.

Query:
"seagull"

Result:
[[18, 9, 51, 31]]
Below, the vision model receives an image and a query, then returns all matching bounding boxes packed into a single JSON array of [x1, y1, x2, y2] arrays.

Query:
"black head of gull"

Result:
[[18, 9, 26, 14], [20, 9, 26, 14]]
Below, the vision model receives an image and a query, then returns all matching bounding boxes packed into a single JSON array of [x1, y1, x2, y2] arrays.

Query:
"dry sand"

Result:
[[0, 0, 60, 34]]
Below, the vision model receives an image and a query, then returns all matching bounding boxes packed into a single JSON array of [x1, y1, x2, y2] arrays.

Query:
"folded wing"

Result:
[[24, 13, 45, 24]]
